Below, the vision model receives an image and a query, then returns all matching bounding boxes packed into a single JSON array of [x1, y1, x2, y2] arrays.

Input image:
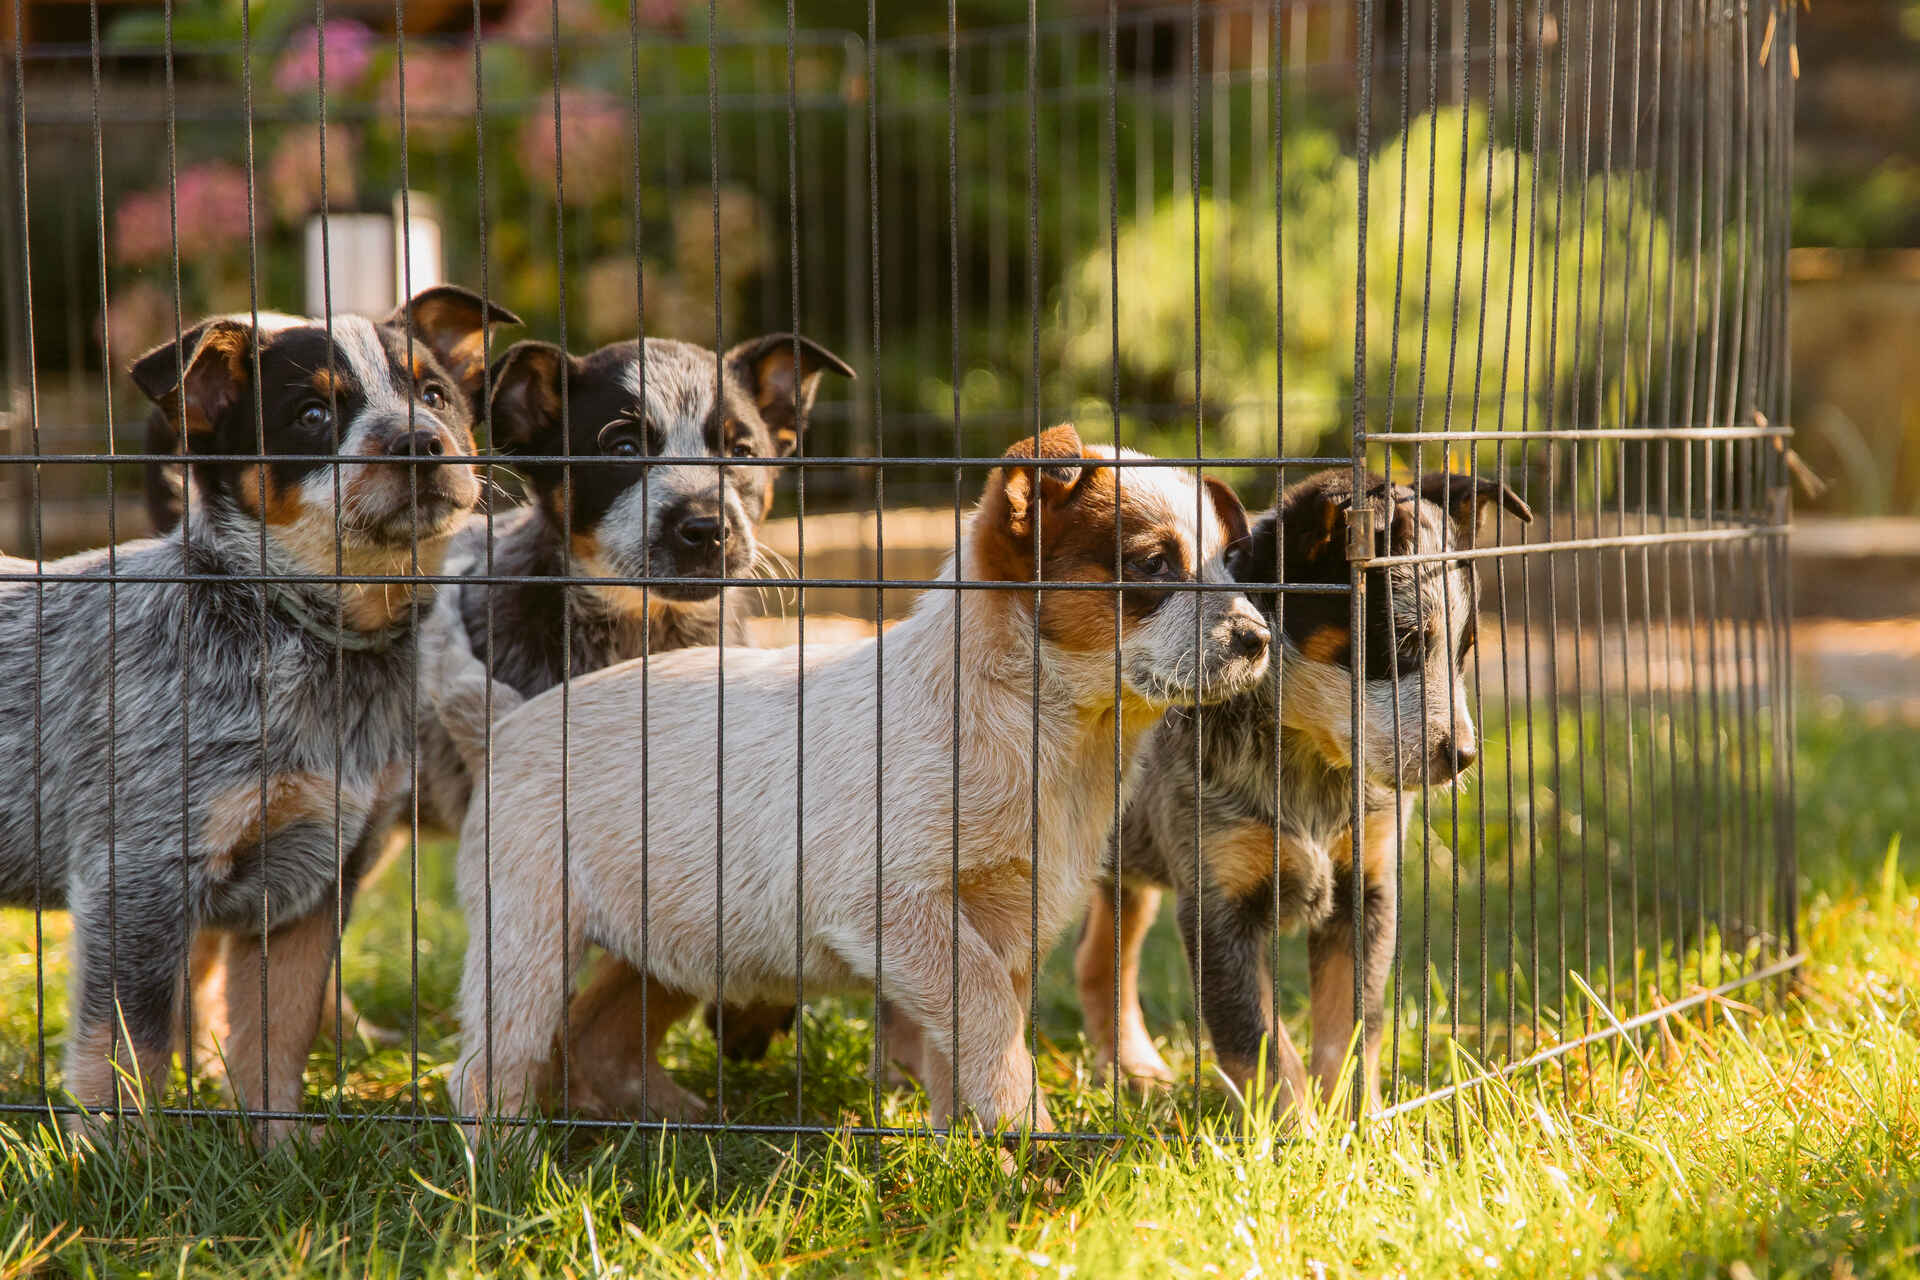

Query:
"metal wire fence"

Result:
[[0, 0, 1796, 1145]]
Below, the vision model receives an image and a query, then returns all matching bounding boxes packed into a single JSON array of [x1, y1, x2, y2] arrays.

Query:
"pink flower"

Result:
[[172, 163, 256, 256], [379, 44, 477, 143], [273, 20, 377, 98], [112, 188, 175, 265], [112, 162, 254, 265], [268, 125, 359, 225], [515, 88, 630, 207], [495, 0, 626, 43]]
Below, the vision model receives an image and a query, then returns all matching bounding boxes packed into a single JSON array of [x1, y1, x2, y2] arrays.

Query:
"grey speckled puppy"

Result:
[[0, 287, 512, 1134]]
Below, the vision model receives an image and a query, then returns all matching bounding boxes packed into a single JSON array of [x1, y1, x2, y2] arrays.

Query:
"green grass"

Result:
[[3, 701, 1919, 1277]]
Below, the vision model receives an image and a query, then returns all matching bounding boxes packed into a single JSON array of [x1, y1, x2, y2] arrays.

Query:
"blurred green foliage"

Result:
[[1040, 106, 1675, 464]]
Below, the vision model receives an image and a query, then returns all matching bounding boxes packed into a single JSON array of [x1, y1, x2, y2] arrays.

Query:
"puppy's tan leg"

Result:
[[845, 893, 1050, 1134], [220, 911, 337, 1143], [1075, 882, 1173, 1087], [176, 930, 231, 1081], [1306, 829, 1397, 1117], [563, 957, 705, 1122]]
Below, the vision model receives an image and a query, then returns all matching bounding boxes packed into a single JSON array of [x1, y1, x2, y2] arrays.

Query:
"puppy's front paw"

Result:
[[1113, 1037, 1176, 1091], [641, 1067, 709, 1124]]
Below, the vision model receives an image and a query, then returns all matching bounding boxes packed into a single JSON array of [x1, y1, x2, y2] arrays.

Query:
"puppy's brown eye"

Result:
[[606, 438, 641, 458], [1128, 552, 1174, 580], [420, 383, 448, 411], [730, 441, 755, 459], [299, 403, 332, 432]]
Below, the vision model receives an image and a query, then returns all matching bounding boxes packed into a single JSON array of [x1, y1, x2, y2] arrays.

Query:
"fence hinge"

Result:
[[1345, 502, 1377, 563]]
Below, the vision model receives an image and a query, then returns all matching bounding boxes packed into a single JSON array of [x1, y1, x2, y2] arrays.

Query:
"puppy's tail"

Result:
[[420, 585, 524, 777]]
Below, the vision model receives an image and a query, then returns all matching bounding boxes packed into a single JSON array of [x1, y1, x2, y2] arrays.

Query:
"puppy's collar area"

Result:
[[264, 579, 416, 654]]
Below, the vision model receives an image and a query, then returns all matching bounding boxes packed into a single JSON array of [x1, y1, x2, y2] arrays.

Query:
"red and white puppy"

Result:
[[441, 425, 1271, 1131]]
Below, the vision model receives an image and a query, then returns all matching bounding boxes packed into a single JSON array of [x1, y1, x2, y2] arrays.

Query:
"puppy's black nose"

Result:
[[388, 429, 445, 458], [1229, 618, 1270, 661], [1431, 736, 1477, 778], [673, 512, 730, 549]]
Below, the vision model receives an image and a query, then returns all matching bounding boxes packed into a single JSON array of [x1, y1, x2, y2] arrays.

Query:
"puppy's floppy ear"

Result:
[[995, 423, 1090, 532], [1204, 475, 1250, 554], [1224, 507, 1279, 584], [1417, 472, 1534, 544], [486, 340, 570, 454], [386, 285, 523, 400], [130, 319, 254, 447], [725, 333, 856, 457]]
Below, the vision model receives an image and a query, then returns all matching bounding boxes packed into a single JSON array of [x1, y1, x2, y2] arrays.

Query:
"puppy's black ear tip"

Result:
[[1039, 461, 1084, 489], [129, 342, 183, 402], [1506, 493, 1536, 524], [397, 284, 524, 331], [811, 342, 857, 380]]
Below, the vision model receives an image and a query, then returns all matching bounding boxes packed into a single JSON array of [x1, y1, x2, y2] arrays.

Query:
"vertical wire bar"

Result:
[[1774, 0, 1797, 975], [1584, 0, 1623, 1026], [704, 0, 727, 1115], [9, 0, 48, 1102], [1187, 0, 1204, 1134], [395, 0, 427, 1124], [1378, 0, 1421, 1109], [547, 0, 578, 1115], [1515, 0, 1550, 1060], [1679, 0, 1708, 1002], [786, 0, 807, 1129], [160, 0, 196, 1103], [621, 0, 653, 1129], [1106, 0, 1125, 1127], [1635, 0, 1671, 1017], [1558, 0, 1598, 1054], [1490, 0, 1526, 1060], [1350, 0, 1376, 1127], [1611, 0, 1650, 1020], [1270, 0, 1291, 1109], [84, 0, 127, 1120], [866, 0, 885, 1136], [1698, 0, 1729, 993], [470, 0, 498, 1124], [1776, 0, 1797, 971], [1409, 0, 1456, 1125], [1447, 0, 1491, 1072], [1656, 0, 1690, 1013], [235, 0, 273, 1127], [318, 0, 347, 1107], [1733, 0, 1766, 978], [1539, 0, 1575, 1079], [1028, 0, 1045, 1135], [946, 0, 963, 1132]]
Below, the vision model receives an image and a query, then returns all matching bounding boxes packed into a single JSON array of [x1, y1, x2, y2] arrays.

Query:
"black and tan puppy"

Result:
[[1077, 468, 1530, 1121]]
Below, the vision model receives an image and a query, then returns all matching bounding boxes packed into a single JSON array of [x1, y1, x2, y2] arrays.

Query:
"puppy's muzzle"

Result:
[[1225, 612, 1270, 663], [1422, 729, 1478, 783], [354, 415, 479, 534]]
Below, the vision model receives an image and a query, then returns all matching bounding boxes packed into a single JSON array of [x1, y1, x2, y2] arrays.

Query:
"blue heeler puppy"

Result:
[[0, 287, 516, 1137]]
